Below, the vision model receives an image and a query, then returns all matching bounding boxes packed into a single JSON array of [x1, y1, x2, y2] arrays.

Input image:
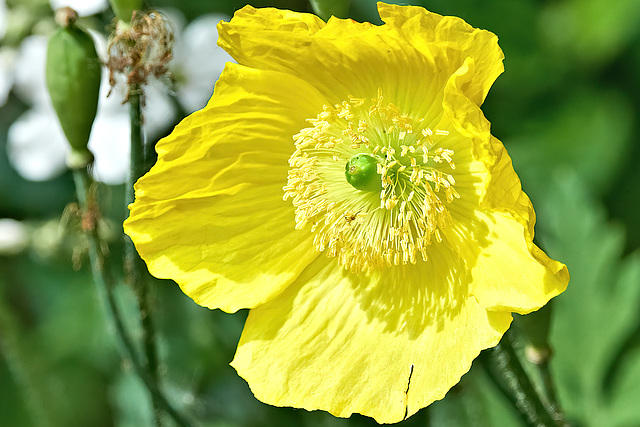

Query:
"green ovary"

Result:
[[345, 153, 383, 192]]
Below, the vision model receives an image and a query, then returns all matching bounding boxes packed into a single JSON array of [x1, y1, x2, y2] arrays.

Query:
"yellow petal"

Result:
[[218, 5, 412, 107], [231, 255, 512, 423], [124, 63, 328, 312], [470, 210, 569, 313], [471, 135, 568, 313], [377, 2, 504, 106], [442, 56, 493, 144], [483, 135, 538, 234], [217, 5, 325, 69], [218, 3, 500, 119], [440, 56, 568, 313]]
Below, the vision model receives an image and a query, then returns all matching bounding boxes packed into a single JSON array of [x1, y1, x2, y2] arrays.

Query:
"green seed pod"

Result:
[[108, 0, 142, 23], [46, 8, 101, 168], [345, 153, 382, 192]]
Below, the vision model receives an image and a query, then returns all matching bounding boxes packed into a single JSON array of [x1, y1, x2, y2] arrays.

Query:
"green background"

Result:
[[1, 0, 640, 425]]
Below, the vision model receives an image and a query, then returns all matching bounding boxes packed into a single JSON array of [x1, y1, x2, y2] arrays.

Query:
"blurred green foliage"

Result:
[[543, 172, 640, 427], [1, 0, 639, 426]]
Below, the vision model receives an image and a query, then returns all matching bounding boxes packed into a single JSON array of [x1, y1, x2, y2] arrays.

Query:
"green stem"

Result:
[[515, 306, 566, 425], [127, 86, 144, 206], [482, 329, 561, 427], [126, 87, 162, 426], [539, 359, 564, 424], [72, 168, 193, 427]]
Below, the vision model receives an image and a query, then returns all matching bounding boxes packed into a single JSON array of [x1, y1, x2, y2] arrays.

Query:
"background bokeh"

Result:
[[1, 0, 639, 426]]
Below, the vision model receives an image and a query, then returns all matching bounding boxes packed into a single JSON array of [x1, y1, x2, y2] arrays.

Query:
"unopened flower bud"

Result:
[[46, 7, 101, 169]]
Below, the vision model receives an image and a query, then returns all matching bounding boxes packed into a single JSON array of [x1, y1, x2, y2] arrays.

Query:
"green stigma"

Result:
[[345, 153, 383, 192]]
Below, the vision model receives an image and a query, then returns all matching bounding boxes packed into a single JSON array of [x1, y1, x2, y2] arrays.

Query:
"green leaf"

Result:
[[540, 171, 640, 427]]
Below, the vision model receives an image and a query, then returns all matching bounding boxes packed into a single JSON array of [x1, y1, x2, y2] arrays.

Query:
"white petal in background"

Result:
[[12, 35, 50, 107], [7, 98, 132, 184], [7, 107, 70, 181], [88, 112, 130, 185], [49, 0, 108, 16], [142, 77, 177, 140], [5, 12, 231, 184], [0, 218, 28, 255], [173, 14, 233, 113]]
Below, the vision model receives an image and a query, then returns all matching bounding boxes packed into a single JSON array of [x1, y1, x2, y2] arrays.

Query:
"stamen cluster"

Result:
[[283, 89, 460, 272]]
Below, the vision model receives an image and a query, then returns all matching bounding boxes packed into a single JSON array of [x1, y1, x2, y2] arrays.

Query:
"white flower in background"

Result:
[[12, 35, 49, 106], [49, 0, 108, 16], [5, 12, 231, 184], [0, 218, 28, 255], [7, 107, 70, 180], [173, 14, 233, 113]]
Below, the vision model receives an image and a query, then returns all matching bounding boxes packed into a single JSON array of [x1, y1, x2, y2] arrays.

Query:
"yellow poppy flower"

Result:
[[124, 2, 569, 423]]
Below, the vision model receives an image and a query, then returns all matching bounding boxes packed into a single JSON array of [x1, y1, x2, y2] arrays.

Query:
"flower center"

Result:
[[283, 89, 459, 272]]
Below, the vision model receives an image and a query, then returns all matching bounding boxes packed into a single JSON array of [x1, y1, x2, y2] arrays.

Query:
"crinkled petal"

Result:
[[470, 210, 569, 313], [218, 6, 422, 109], [217, 5, 325, 68], [125, 63, 328, 312], [441, 50, 569, 313], [473, 137, 568, 312], [231, 255, 512, 423], [377, 2, 504, 106], [218, 4, 500, 119]]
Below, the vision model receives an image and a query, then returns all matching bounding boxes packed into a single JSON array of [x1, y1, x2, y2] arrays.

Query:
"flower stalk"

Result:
[[126, 83, 162, 426], [106, 3, 176, 423], [516, 304, 566, 424], [46, 3, 185, 425], [72, 166, 193, 427], [482, 328, 565, 427]]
